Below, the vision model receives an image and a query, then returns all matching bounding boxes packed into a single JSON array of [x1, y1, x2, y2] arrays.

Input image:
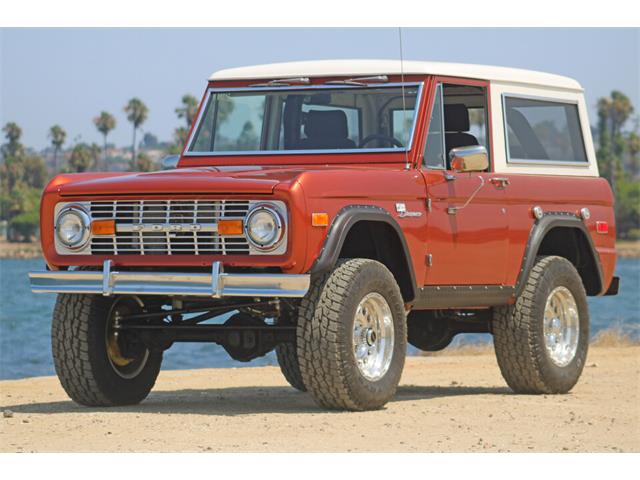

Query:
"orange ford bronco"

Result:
[[30, 60, 619, 410]]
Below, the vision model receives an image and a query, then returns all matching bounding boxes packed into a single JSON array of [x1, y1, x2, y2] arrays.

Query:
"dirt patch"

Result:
[[1, 346, 637, 453]]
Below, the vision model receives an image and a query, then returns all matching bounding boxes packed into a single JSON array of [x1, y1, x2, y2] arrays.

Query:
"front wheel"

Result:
[[297, 259, 407, 411], [493, 256, 589, 394], [52, 294, 162, 406]]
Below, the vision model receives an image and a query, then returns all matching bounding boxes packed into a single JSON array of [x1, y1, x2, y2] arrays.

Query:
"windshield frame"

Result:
[[183, 82, 424, 157]]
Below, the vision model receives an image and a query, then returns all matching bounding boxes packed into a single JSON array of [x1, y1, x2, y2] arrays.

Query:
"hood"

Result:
[[56, 167, 292, 196], [53, 164, 402, 197]]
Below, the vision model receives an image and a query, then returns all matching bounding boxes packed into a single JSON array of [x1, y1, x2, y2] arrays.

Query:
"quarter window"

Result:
[[503, 97, 587, 163]]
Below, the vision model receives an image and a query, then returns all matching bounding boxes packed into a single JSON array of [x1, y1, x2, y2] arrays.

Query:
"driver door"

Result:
[[420, 80, 509, 286]]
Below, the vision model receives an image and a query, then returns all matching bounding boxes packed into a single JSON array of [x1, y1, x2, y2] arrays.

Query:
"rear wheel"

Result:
[[493, 256, 589, 394], [52, 294, 162, 406], [297, 259, 407, 411]]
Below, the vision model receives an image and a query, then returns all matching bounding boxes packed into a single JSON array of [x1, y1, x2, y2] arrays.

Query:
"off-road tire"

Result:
[[297, 259, 407, 411], [493, 256, 589, 394], [275, 342, 306, 391], [52, 294, 162, 407]]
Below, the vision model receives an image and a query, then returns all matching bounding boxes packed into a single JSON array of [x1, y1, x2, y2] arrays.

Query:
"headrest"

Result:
[[444, 104, 470, 132], [304, 110, 349, 139]]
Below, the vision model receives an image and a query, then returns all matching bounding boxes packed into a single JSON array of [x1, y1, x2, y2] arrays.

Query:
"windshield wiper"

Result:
[[325, 75, 389, 86], [249, 77, 311, 87]]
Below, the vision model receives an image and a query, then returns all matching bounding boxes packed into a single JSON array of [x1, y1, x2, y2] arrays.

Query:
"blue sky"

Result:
[[1, 28, 638, 150]]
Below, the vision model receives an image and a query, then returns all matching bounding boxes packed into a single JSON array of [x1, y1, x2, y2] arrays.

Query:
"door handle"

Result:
[[490, 177, 510, 188]]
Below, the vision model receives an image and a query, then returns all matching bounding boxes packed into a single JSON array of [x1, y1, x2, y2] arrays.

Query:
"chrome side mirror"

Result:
[[449, 145, 488, 173], [161, 155, 180, 170]]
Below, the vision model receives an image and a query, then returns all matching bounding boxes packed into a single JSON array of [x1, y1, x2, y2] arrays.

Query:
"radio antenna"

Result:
[[398, 27, 410, 170]]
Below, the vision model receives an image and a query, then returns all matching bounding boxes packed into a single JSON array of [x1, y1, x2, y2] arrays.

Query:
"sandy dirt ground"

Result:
[[1, 346, 638, 452]]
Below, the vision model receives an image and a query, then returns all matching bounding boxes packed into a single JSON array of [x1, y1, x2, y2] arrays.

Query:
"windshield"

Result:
[[186, 84, 421, 155]]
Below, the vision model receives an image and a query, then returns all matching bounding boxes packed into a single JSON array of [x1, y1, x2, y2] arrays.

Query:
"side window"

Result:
[[441, 83, 491, 170], [423, 84, 446, 169], [503, 96, 587, 163]]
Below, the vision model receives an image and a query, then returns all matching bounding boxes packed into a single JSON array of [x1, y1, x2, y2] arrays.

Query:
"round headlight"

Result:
[[55, 207, 90, 249], [245, 205, 283, 250]]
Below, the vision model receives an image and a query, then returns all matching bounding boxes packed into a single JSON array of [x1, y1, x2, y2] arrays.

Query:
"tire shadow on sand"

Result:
[[2, 384, 510, 416]]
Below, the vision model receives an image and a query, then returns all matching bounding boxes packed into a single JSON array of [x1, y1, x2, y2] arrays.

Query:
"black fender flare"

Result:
[[310, 205, 418, 301], [515, 212, 604, 297]]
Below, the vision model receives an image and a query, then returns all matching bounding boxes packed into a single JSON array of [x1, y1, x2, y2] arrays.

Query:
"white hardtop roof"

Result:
[[210, 59, 582, 91]]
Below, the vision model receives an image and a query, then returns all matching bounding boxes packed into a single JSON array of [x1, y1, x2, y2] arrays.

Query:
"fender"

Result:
[[310, 205, 418, 301], [515, 212, 604, 297]]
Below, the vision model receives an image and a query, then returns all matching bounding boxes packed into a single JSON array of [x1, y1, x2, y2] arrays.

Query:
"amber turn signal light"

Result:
[[218, 219, 243, 235], [91, 219, 116, 236], [312, 212, 329, 227]]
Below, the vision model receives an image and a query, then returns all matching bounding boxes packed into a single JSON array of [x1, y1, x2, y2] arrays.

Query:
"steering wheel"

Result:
[[359, 134, 404, 148]]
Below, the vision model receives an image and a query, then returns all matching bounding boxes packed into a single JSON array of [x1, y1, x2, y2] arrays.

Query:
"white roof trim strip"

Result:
[[209, 59, 582, 91]]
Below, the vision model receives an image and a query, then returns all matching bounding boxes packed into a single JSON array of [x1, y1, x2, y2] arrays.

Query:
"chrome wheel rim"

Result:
[[543, 286, 580, 367], [352, 292, 395, 381]]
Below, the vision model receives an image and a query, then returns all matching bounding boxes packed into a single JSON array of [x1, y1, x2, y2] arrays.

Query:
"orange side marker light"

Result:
[[312, 213, 329, 227], [218, 219, 243, 235], [91, 219, 115, 236]]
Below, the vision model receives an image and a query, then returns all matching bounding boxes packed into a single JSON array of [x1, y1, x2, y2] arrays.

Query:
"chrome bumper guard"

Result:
[[29, 261, 310, 298]]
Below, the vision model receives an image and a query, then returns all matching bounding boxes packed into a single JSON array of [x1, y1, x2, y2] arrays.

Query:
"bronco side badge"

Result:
[[395, 203, 422, 218]]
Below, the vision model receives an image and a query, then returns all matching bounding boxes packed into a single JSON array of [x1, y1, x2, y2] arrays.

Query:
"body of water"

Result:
[[1, 258, 638, 380]]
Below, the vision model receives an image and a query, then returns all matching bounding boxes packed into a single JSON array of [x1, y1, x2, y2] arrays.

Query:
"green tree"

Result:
[[93, 111, 116, 170], [89, 143, 102, 171], [627, 131, 640, 177], [68, 144, 93, 173], [48, 125, 66, 173], [598, 92, 635, 188], [22, 154, 47, 188], [1, 122, 24, 157], [616, 176, 640, 239], [142, 132, 159, 149], [0, 122, 47, 240], [124, 98, 149, 170], [596, 90, 639, 238], [1, 122, 26, 193], [135, 152, 156, 173], [175, 94, 199, 128], [174, 127, 189, 148]]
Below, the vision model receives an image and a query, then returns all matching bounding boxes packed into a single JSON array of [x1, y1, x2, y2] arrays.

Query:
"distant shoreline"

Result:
[[2, 240, 640, 260]]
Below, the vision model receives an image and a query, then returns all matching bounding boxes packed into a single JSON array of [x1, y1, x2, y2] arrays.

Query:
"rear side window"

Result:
[[503, 96, 587, 163]]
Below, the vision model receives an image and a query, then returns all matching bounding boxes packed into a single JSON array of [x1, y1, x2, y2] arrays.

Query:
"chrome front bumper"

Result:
[[29, 261, 310, 298]]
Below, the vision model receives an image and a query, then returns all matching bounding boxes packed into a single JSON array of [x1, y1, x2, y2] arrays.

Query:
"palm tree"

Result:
[[2, 122, 23, 157], [597, 91, 635, 190], [124, 98, 149, 170], [93, 111, 116, 170], [48, 125, 67, 173], [175, 94, 199, 128]]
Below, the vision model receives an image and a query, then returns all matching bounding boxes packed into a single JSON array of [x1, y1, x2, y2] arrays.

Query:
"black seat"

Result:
[[444, 104, 479, 159], [298, 110, 356, 150]]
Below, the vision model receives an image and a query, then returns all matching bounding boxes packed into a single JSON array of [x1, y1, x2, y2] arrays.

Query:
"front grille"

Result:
[[89, 200, 250, 255]]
